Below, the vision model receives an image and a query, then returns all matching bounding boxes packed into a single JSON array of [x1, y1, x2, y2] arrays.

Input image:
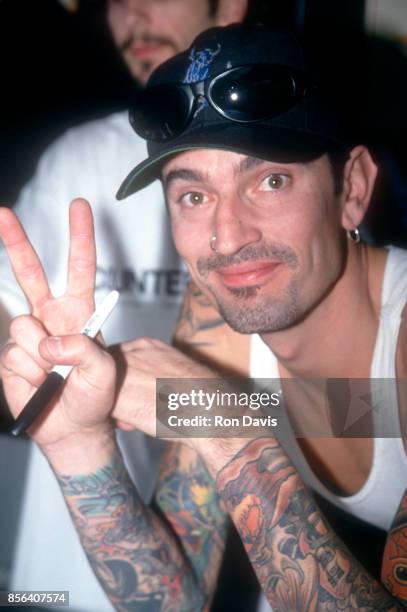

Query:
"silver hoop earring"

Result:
[[347, 228, 360, 244], [210, 235, 218, 252]]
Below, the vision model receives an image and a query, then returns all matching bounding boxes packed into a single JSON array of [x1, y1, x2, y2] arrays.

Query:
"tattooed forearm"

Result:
[[217, 438, 402, 611], [58, 451, 205, 612], [383, 490, 407, 605], [156, 444, 228, 596]]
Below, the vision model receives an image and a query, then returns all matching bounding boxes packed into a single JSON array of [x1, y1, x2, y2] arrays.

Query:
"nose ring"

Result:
[[210, 235, 217, 252]]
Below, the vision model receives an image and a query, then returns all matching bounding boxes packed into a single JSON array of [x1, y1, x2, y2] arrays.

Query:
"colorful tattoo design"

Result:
[[156, 444, 228, 596], [217, 438, 402, 611], [383, 491, 407, 604], [58, 451, 205, 612]]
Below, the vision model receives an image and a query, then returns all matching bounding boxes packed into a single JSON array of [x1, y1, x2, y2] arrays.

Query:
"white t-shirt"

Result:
[[1, 112, 187, 611]]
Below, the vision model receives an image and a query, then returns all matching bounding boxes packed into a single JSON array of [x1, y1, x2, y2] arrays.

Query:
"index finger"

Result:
[[0, 207, 52, 311]]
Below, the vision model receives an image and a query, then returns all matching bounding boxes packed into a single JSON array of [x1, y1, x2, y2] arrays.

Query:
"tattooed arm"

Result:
[[173, 280, 250, 376], [211, 437, 403, 611], [53, 436, 208, 612], [382, 492, 407, 605], [382, 312, 407, 602], [155, 443, 229, 602], [383, 311, 407, 604]]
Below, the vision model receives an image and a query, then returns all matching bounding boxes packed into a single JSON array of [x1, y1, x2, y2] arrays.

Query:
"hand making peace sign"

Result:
[[0, 197, 227, 464], [0, 199, 116, 448]]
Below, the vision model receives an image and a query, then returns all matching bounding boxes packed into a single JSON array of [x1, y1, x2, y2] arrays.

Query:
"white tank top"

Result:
[[250, 246, 407, 532]]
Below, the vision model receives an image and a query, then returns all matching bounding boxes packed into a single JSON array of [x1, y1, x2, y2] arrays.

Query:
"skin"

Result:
[[164, 150, 350, 337], [107, 0, 248, 85], [172, 287, 377, 496], [173, 279, 250, 377], [163, 149, 391, 378], [0, 145, 406, 609], [0, 200, 226, 611]]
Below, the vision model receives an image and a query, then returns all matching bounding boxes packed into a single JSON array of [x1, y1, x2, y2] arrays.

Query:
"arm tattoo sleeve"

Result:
[[383, 490, 407, 605], [58, 450, 206, 612], [155, 444, 228, 598], [217, 438, 403, 611]]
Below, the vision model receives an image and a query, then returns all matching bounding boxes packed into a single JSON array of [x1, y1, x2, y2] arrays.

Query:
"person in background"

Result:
[[0, 2, 250, 610]]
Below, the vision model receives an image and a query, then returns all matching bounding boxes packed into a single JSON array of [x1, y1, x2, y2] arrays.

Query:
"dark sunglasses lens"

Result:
[[129, 86, 191, 141], [210, 65, 299, 122]]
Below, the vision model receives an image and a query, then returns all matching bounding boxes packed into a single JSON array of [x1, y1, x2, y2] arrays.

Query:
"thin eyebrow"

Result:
[[163, 168, 208, 190], [234, 156, 268, 176]]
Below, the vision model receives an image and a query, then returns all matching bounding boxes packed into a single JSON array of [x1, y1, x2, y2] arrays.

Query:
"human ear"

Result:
[[341, 145, 378, 231], [215, 0, 248, 26]]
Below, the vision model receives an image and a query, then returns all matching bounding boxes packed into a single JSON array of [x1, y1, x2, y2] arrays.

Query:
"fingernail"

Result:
[[45, 337, 63, 357]]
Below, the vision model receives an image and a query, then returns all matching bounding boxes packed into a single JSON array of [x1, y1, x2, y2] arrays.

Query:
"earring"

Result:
[[210, 235, 217, 252], [347, 228, 361, 244]]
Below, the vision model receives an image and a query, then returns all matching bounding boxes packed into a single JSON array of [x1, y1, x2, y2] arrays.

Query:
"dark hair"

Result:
[[327, 148, 350, 195], [244, 0, 295, 27]]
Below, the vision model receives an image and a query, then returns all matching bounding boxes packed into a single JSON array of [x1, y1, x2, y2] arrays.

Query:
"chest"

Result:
[[279, 376, 377, 496], [297, 437, 374, 495], [278, 320, 406, 497]]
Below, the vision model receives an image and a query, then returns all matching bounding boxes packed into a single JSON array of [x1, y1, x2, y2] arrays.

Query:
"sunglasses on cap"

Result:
[[129, 63, 310, 143]]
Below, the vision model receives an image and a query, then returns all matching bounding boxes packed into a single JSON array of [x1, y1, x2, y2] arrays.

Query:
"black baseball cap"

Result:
[[117, 24, 346, 200]]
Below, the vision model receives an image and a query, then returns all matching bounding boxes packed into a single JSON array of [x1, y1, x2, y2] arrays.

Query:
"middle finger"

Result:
[[66, 199, 96, 300]]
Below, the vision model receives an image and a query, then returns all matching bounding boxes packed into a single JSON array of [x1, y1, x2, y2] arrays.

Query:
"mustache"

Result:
[[121, 32, 176, 53], [197, 243, 299, 279]]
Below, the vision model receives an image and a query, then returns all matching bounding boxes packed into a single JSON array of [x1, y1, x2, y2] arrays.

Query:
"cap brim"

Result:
[[116, 124, 334, 200]]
